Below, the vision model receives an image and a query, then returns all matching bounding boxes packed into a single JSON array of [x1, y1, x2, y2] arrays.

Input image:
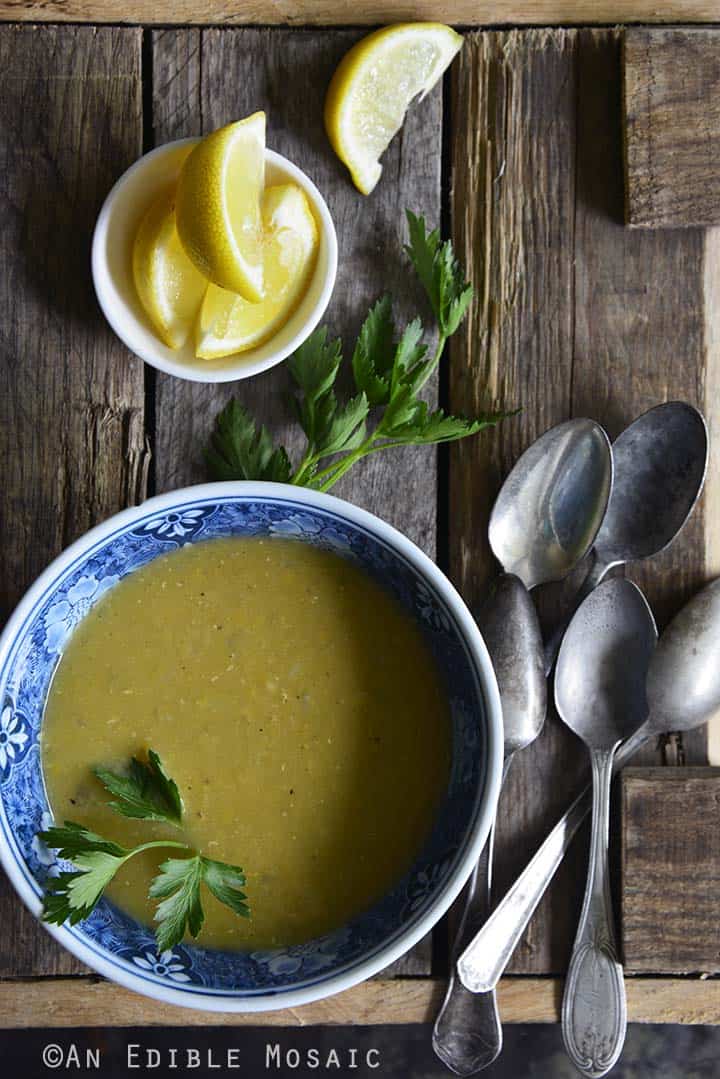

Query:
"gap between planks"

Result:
[[2, 976, 720, 1027]]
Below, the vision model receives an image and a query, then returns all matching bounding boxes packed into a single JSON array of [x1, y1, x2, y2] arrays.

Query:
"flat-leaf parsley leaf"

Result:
[[150, 855, 250, 953], [94, 748, 184, 825]]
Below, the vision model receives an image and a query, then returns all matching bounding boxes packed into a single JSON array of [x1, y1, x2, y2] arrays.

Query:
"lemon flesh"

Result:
[[195, 184, 318, 360], [325, 23, 463, 196], [175, 112, 266, 302], [132, 188, 208, 350]]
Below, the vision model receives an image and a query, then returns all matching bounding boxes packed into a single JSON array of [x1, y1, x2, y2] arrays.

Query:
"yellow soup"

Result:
[[41, 537, 452, 949]]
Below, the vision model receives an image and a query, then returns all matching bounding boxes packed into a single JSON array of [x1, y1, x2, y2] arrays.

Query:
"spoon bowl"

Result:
[[555, 578, 657, 748], [489, 419, 613, 591], [593, 401, 707, 572], [646, 576, 720, 733], [543, 403, 707, 675]]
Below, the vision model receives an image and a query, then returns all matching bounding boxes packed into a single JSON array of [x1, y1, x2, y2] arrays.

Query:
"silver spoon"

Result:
[[433, 419, 609, 1076], [544, 402, 707, 671], [457, 576, 720, 997], [489, 419, 613, 591], [432, 575, 546, 1076], [555, 578, 657, 1078]]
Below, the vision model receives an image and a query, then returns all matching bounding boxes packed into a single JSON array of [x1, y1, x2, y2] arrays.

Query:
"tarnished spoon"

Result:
[[544, 402, 707, 671], [644, 576, 720, 732], [433, 575, 546, 1075], [457, 576, 720, 997], [555, 579, 657, 1078], [489, 419, 613, 591], [432, 419, 609, 1076]]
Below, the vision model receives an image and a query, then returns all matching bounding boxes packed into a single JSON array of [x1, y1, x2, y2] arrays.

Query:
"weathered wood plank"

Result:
[[449, 26, 713, 977], [151, 27, 442, 972], [622, 768, 720, 973], [703, 229, 720, 766], [2, 974, 720, 1027], [574, 28, 708, 764], [624, 28, 720, 229], [449, 28, 587, 976], [152, 27, 441, 555], [0, 25, 146, 977], [3, 0, 720, 27]]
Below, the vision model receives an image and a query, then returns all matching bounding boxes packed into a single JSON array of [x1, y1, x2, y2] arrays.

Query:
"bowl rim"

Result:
[[0, 481, 503, 1013], [91, 138, 339, 384]]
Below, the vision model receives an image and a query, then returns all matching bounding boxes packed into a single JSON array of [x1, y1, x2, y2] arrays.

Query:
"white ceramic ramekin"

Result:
[[91, 140, 338, 383]]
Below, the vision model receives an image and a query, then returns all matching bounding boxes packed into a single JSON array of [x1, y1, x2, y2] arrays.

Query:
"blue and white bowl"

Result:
[[0, 483, 502, 1012]]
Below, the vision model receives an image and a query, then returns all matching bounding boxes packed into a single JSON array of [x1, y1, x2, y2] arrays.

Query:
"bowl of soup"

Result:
[[0, 483, 502, 1012]]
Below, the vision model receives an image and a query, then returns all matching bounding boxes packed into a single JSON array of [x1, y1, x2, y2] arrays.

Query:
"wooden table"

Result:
[[2, 11, 720, 1028]]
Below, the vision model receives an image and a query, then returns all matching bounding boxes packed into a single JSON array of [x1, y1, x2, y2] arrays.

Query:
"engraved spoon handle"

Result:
[[561, 746, 626, 1078], [457, 725, 650, 995], [432, 757, 513, 1075]]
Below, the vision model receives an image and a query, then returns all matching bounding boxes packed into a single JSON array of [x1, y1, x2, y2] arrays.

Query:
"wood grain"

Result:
[[574, 28, 708, 765], [622, 768, 720, 973], [449, 27, 588, 976], [2, 974, 720, 1027], [151, 26, 443, 972], [449, 27, 713, 976], [0, 24, 147, 977], [3, 0, 720, 26], [152, 27, 441, 554], [624, 28, 720, 229]]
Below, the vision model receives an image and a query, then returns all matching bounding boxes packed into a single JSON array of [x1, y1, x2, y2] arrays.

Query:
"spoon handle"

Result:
[[457, 782, 590, 994], [562, 746, 626, 1078], [432, 758, 512, 1075], [457, 726, 651, 995]]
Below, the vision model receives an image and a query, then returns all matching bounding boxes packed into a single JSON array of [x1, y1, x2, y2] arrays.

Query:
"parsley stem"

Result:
[[290, 450, 317, 487], [311, 332, 450, 493], [127, 840, 190, 856], [312, 434, 377, 491], [114, 839, 192, 871], [315, 439, 417, 491], [414, 334, 447, 394]]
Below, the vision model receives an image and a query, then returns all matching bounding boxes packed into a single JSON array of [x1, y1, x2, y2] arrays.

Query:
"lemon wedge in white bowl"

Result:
[[196, 184, 318, 360], [175, 112, 266, 301], [91, 136, 337, 384], [132, 189, 208, 350]]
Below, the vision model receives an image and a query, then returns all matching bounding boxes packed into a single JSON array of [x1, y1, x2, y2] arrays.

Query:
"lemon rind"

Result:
[[176, 112, 266, 302]]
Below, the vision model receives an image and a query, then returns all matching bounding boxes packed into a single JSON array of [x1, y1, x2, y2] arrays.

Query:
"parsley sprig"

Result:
[[39, 822, 189, 928], [94, 749, 183, 826], [38, 752, 249, 950], [206, 211, 515, 492]]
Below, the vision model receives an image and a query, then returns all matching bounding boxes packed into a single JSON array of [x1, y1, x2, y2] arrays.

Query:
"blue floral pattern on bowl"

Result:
[[0, 488, 492, 1005]]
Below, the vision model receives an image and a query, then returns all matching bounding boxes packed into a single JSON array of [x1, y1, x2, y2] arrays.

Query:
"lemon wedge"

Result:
[[175, 112, 266, 301], [132, 188, 208, 350], [325, 23, 463, 195], [195, 183, 318, 360]]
